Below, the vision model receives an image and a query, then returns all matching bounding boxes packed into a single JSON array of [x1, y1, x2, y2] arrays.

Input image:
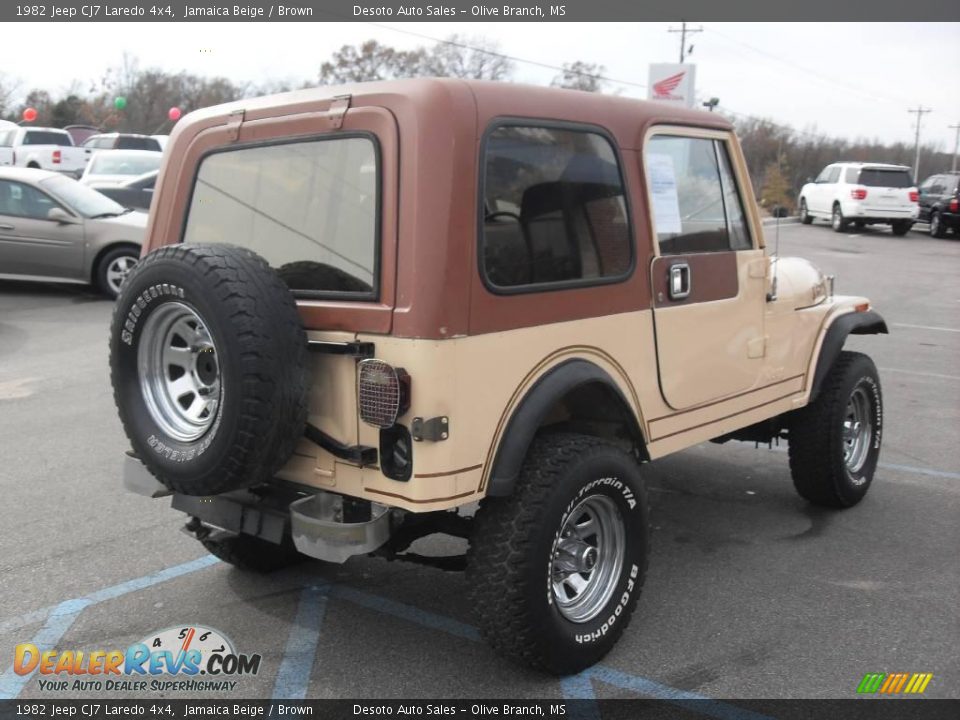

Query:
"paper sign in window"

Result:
[[647, 153, 682, 235]]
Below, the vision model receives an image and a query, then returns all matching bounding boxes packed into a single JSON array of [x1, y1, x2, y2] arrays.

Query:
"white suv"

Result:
[[798, 162, 919, 235]]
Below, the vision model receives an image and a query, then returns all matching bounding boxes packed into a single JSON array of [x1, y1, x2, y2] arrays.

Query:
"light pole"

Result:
[[908, 106, 932, 180], [950, 122, 960, 173]]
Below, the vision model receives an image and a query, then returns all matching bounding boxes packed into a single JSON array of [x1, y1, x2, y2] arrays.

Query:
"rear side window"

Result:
[[646, 135, 752, 254], [116, 136, 162, 152], [480, 124, 633, 291], [183, 135, 378, 298], [859, 168, 913, 188], [844, 167, 860, 183], [23, 131, 72, 146]]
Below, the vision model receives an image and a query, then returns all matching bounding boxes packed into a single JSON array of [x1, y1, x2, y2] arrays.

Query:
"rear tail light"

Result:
[[850, 188, 867, 200], [950, 198, 958, 212], [358, 359, 410, 429], [52, 150, 61, 164], [909, 190, 919, 202]]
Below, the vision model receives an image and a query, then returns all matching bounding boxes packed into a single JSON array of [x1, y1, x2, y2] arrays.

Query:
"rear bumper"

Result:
[[841, 200, 918, 221]]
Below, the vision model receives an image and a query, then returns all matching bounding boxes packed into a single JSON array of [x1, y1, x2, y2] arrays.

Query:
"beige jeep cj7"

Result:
[[111, 79, 886, 675]]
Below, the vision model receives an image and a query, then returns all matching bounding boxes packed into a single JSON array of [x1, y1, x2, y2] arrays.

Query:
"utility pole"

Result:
[[908, 106, 932, 180], [668, 22, 703, 63], [950, 122, 960, 173]]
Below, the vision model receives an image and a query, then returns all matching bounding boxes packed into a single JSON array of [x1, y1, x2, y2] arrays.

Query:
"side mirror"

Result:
[[48, 207, 80, 224]]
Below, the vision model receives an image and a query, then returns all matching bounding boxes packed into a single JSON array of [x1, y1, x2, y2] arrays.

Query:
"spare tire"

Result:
[[110, 244, 308, 496]]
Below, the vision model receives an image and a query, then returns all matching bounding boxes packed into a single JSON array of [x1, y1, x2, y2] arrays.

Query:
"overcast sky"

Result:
[[3, 22, 959, 149]]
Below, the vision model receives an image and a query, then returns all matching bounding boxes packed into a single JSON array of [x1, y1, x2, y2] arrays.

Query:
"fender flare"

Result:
[[486, 358, 644, 497], [810, 309, 888, 401]]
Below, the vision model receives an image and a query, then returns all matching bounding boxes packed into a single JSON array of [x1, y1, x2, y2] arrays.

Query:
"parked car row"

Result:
[[798, 162, 958, 238]]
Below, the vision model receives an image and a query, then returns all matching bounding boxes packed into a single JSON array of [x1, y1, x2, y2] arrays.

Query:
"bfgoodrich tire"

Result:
[[109, 244, 308, 496], [467, 433, 649, 675], [788, 351, 883, 508]]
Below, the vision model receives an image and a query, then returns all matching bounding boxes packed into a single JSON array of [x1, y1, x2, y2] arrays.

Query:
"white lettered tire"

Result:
[[467, 433, 649, 675]]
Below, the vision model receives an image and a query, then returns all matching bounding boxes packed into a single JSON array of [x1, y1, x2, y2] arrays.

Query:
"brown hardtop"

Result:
[[148, 78, 732, 340]]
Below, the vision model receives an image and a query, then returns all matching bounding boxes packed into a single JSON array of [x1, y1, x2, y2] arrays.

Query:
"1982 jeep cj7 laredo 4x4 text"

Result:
[[111, 79, 886, 675]]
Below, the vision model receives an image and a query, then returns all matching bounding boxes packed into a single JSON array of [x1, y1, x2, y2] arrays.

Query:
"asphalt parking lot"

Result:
[[0, 221, 957, 706]]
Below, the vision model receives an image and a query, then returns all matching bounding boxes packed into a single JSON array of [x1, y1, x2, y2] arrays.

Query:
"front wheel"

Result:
[[788, 351, 883, 508], [96, 246, 140, 299], [467, 433, 649, 675], [799, 199, 813, 224]]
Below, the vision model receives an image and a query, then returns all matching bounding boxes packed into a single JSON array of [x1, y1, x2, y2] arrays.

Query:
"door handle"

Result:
[[0, 223, 14, 231], [669, 263, 691, 300]]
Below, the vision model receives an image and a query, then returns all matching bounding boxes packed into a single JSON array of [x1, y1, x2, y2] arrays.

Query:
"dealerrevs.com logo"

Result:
[[15, 625, 261, 693]]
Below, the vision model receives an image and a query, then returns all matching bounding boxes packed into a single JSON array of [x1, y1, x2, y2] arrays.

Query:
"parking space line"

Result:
[[0, 555, 220, 635], [879, 367, 960, 381], [0, 598, 91, 699], [330, 584, 482, 642], [892, 322, 960, 333], [271, 585, 329, 700], [562, 666, 775, 720]]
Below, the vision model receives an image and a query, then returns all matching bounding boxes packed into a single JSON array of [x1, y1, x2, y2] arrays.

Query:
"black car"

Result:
[[91, 170, 157, 212], [917, 171, 959, 238]]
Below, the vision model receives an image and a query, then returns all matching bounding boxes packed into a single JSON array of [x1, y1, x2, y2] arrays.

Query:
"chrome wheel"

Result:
[[930, 213, 941, 237], [106, 254, 138, 295], [551, 494, 625, 623], [843, 386, 873, 477], [137, 302, 221, 442], [832, 206, 843, 231]]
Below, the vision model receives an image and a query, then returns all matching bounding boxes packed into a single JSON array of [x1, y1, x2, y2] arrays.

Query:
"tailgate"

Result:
[[60, 147, 87, 171], [857, 167, 915, 212]]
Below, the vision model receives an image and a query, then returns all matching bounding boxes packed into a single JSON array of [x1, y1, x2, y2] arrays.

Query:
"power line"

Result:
[[366, 22, 648, 91]]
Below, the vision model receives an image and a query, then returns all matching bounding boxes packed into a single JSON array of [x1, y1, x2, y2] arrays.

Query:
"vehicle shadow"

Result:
[[0, 278, 107, 303]]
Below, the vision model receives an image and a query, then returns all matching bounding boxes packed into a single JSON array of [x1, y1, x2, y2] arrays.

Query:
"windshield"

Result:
[[857, 168, 914, 188], [90, 153, 162, 176], [40, 174, 127, 217], [23, 131, 73, 146]]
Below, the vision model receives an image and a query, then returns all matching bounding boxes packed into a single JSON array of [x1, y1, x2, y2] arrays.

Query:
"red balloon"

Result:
[[23, 107, 37, 122], [168, 107, 182, 121]]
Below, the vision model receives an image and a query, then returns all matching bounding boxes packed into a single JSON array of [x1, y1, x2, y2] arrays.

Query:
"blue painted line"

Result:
[[331, 585, 482, 642], [877, 461, 960, 481], [0, 555, 220, 634], [0, 598, 92, 699], [559, 673, 602, 720], [272, 585, 328, 700], [577, 667, 775, 720]]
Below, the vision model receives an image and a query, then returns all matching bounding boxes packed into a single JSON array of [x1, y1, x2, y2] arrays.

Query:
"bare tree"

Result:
[[551, 61, 608, 93], [423, 35, 513, 81], [319, 40, 426, 84]]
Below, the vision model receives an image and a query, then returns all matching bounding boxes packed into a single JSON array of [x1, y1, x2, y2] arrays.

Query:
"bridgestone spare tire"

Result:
[[110, 244, 308, 496]]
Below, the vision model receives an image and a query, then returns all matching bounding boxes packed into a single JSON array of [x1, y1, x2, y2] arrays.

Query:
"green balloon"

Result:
[[114, 96, 127, 110]]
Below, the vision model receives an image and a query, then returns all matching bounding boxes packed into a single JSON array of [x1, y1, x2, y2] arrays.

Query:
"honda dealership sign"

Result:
[[648, 63, 697, 108]]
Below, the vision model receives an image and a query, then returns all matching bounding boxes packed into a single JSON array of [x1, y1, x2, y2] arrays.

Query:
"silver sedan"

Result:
[[0, 167, 146, 298]]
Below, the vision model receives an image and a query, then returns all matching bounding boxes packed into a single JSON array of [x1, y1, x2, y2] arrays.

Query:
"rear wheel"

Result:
[[788, 351, 882, 508], [891, 220, 912, 236], [799, 199, 813, 224], [831, 204, 849, 233], [467, 433, 649, 675], [929, 211, 946, 238]]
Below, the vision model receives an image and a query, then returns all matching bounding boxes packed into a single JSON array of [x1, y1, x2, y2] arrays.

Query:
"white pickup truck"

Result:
[[0, 127, 87, 178]]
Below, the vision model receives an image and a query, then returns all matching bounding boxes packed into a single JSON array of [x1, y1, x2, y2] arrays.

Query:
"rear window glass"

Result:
[[116, 136, 162, 152], [183, 136, 378, 298], [481, 124, 633, 291], [23, 131, 72, 146], [858, 169, 913, 188]]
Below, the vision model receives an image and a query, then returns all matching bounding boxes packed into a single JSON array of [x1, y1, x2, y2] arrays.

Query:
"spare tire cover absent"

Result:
[[110, 244, 308, 496]]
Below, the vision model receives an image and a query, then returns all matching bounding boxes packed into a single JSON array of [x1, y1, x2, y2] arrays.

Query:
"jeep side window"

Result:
[[182, 136, 378, 298], [480, 124, 633, 290], [646, 135, 750, 255]]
